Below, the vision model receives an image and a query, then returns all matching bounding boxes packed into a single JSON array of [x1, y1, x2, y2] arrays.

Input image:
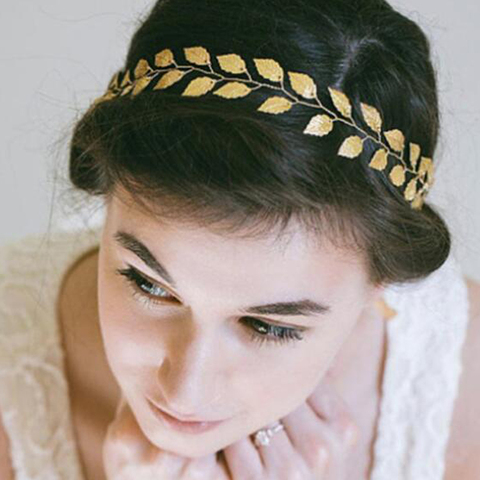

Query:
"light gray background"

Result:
[[1, 0, 479, 281]]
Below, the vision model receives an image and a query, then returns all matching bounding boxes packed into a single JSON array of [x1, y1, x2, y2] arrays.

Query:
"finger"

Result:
[[222, 435, 263, 479], [222, 424, 302, 478], [104, 396, 190, 479], [250, 421, 311, 479], [307, 380, 359, 448], [104, 395, 150, 461], [281, 402, 335, 477], [251, 422, 292, 469]]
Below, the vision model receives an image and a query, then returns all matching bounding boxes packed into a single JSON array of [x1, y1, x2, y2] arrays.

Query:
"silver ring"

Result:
[[253, 420, 285, 447]]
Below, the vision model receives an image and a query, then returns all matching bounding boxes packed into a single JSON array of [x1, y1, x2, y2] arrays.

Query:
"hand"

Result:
[[102, 396, 230, 480], [219, 375, 359, 479], [103, 377, 359, 480]]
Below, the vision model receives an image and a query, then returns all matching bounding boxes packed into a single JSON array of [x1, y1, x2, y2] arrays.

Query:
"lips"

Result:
[[147, 399, 227, 433], [149, 399, 223, 422]]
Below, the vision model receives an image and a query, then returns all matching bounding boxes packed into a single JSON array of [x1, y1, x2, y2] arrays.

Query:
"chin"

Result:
[[146, 417, 252, 460]]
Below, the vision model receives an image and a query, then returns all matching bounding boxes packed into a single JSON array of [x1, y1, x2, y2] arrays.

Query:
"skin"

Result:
[[2, 186, 480, 479], [102, 373, 358, 479], [65, 188, 480, 480], [96, 187, 385, 462]]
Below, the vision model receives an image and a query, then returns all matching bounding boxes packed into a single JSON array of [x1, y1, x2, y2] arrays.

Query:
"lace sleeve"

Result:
[[0, 230, 100, 480], [370, 253, 470, 480]]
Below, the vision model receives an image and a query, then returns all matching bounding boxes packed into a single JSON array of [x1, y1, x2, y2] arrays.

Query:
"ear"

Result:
[[368, 284, 398, 320]]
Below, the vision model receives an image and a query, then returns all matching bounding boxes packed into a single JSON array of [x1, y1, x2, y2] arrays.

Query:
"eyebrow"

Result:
[[114, 229, 332, 318]]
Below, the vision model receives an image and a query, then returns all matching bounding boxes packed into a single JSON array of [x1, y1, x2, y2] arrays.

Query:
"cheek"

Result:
[[234, 341, 334, 422], [97, 262, 163, 380]]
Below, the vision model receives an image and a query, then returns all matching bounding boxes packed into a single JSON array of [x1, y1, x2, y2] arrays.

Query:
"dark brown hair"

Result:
[[67, 0, 450, 287]]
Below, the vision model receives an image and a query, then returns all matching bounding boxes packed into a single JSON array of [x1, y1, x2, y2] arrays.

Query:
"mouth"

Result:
[[147, 399, 227, 434]]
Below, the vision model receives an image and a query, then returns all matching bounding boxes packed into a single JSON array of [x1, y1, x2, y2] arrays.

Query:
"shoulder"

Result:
[[444, 275, 480, 479]]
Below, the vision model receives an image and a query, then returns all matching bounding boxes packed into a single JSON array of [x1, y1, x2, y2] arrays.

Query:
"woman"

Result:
[[0, 0, 479, 478]]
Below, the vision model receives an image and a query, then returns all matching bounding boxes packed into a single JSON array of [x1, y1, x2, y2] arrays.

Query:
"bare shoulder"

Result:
[[444, 275, 480, 479]]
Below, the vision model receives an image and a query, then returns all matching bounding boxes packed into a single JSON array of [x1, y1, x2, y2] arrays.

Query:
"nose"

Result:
[[157, 329, 225, 418]]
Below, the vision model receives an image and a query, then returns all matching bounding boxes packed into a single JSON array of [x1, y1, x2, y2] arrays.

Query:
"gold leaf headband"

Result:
[[89, 45, 435, 210]]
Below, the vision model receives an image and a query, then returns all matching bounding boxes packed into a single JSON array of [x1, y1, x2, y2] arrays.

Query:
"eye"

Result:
[[116, 266, 179, 305], [116, 266, 306, 347], [241, 317, 304, 347]]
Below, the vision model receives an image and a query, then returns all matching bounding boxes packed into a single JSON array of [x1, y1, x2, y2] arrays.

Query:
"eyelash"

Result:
[[115, 266, 305, 348]]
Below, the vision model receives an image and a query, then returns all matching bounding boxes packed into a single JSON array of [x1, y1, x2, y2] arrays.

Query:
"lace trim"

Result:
[[0, 227, 102, 480], [370, 253, 470, 480]]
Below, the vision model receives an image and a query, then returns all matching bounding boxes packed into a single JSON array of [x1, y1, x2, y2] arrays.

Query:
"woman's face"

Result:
[[97, 191, 383, 458]]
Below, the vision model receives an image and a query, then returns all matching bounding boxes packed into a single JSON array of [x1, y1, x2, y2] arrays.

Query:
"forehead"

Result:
[[105, 189, 370, 304]]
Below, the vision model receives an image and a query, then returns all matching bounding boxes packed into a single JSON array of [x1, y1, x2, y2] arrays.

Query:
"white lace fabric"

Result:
[[0, 227, 471, 480], [0, 228, 101, 480], [370, 253, 470, 480]]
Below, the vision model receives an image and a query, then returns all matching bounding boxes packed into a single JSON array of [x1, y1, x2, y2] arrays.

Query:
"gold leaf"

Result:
[[254, 58, 284, 83], [108, 72, 120, 90], [132, 76, 154, 96], [411, 194, 424, 210], [419, 182, 430, 195], [154, 70, 185, 90], [338, 136, 363, 159], [360, 102, 382, 134], [182, 77, 217, 96], [213, 82, 251, 98], [121, 70, 132, 87], [91, 91, 116, 107], [303, 114, 334, 137], [428, 164, 435, 182], [418, 157, 433, 178], [184, 46, 211, 66], [404, 178, 418, 201], [104, 91, 117, 101], [410, 143, 421, 169], [328, 87, 352, 118], [288, 72, 317, 99], [258, 96, 293, 114], [369, 149, 388, 171], [134, 59, 151, 79], [120, 84, 134, 96], [384, 129, 405, 153], [217, 54, 247, 74], [155, 49, 175, 67], [389, 165, 406, 186]]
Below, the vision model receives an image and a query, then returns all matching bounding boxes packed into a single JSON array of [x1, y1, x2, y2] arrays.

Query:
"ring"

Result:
[[253, 420, 285, 447]]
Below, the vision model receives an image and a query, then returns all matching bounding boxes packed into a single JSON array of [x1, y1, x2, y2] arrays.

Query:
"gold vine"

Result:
[[90, 46, 435, 210]]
